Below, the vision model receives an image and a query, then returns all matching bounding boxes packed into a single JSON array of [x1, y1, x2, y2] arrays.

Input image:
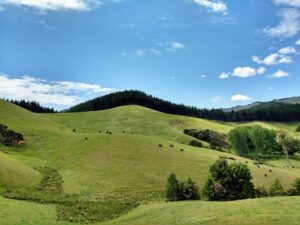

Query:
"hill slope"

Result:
[[1, 100, 300, 224]]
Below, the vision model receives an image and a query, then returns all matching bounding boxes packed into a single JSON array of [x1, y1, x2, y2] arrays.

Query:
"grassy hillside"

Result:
[[105, 197, 300, 225], [1, 100, 300, 224], [1, 196, 300, 225]]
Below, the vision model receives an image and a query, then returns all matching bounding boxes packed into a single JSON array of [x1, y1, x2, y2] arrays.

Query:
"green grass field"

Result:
[[1, 100, 300, 225]]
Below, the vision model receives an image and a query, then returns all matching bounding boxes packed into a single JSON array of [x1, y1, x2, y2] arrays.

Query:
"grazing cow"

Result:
[[269, 169, 273, 173], [265, 174, 268, 177], [180, 149, 184, 152], [158, 144, 163, 148], [169, 144, 174, 148]]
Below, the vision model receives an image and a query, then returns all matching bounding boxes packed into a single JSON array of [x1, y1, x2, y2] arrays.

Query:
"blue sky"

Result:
[[0, 0, 300, 110]]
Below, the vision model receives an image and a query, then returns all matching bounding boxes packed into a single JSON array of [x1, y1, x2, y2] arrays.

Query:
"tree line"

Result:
[[8, 100, 56, 113], [66, 90, 300, 122]]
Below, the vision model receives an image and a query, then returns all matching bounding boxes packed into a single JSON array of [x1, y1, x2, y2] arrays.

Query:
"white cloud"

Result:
[[192, 0, 227, 13], [252, 53, 293, 65], [0, 0, 102, 11], [0, 73, 116, 106], [274, 0, 300, 7], [231, 94, 251, 102], [267, 87, 275, 91], [220, 66, 266, 79], [219, 72, 230, 79], [278, 46, 297, 54], [295, 39, 300, 45], [200, 74, 206, 78], [263, 8, 300, 38], [232, 67, 257, 78], [268, 70, 290, 78]]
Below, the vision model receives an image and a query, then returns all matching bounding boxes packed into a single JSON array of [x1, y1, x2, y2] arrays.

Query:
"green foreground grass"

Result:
[[1, 100, 300, 224], [1, 196, 300, 225]]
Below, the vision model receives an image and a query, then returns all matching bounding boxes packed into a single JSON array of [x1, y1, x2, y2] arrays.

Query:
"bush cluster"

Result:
[[167, 159, 300, 203], [202, 158, 255, 201], [166, 174, 200, 201], [184, 129, 228, 150], [0, 124, 24, 146]]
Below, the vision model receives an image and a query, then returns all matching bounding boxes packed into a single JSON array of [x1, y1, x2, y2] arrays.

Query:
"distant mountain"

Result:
[[225, 97, 300, 112]]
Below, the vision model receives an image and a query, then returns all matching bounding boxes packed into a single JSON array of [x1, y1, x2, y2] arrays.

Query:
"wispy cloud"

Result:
[[192, 0, 228, 14], [0, 73, 116, 107], [274, 0, 300, 8], [263, 8, 300, 38], [0, 0, 102, 11], [128, 41, 185, 57], [165, 41, 185, 52], [135, 50, 145, 57]]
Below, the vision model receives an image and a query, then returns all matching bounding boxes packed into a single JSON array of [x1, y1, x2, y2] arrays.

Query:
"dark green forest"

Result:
[[66, 90, 300, 122]]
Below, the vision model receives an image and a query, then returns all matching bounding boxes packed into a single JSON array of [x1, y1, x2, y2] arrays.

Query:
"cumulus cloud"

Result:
[[0, 73, 116, 106], [278, 46, 297, 54], [0, 0, 102, 11], [268, 70, 290, 78], [219, 66, 266, 79], [232, 67, 257, 78], [231, 94, 251, 102], [263, 8, 300, 38], [252, 53, 293, 65], [192, 0, 228, 13], [295, 39, 300, 45]]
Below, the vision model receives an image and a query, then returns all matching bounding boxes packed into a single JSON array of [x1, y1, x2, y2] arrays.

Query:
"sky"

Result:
[[0, 0, 300, 110]]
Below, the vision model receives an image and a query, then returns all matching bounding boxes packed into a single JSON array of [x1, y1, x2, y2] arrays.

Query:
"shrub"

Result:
[[166, 173, 180, 201], [166, 174, 200, 201], [269, 179, 285, 197], [255, 186, 269, 198], [179, 178, 200, 201], [202, 176, 226, 201], [184, 129, 227, 149], [189, 140, 203, 148], [203, 158, 255, 201], [288, 178, 300, 196], [0, 124, 24, 146], [296, 126, 300, 132]]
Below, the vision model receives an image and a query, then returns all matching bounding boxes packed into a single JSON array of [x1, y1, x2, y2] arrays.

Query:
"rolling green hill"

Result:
[[1, 99, 300, 225]]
